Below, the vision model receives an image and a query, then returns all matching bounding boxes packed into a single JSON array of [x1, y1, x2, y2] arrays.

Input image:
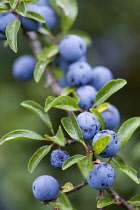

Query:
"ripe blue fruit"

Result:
[[59, 35, 87, 62], [20, 5, 42, 31], [92, 130, 120, 158], [77, 111, 100, 140], [35, 0, 50, 6], [0, 12, 16, 40], [12, 55, 36, 81], [66, 61, 92, 86], [50, 149, 70, 168], [100, 104, 120, 130], [76, 85, 97, 110], [90, 66, 113, 90], [38, 6, 56, 29], [58, 75, 70, 87], [87, 162, 115, 190], [32, 175, 59, 201], [56, 55, 87, 73]]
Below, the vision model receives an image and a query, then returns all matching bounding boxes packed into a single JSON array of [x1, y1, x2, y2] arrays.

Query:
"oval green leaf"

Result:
[[92, 136, 111, 154], [28, 145, 51, 173], [21, 100, 53, 130], [116, 165, 139, 184], [117, 117, 140, 149], [10, 0, 18, 9], [97, 197, 115, 208], [77, 154, 93, 179], [62, 182, 74, 193], [55, 0, 78, 32], [61, 113, 84, 143], [45, 96, 79, 112], [34, 59, 53, 83], [96, 102, 110, 113], [26, 11, 46, 23], [16, 0, 26, 16], [45, 44, 59, 58], [6, 19, 21, 53], [112, 155, 125, 167], [94, 79, 127, 107], [128, 194, 140, 206], [45, 126, 65, 146], [0, 129, 45, 145], [62, 154, 86, 170]]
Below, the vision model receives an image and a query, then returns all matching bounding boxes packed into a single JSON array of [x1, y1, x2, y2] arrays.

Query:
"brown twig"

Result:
[[106, 187, 134, 210], [64, 180, 88, 195], [96, 190, 106, 210], [45, 66, 62, 96], [25, 32, 63, 97]]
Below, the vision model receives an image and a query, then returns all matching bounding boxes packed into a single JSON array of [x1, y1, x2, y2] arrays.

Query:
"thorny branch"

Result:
[[26, 31, 135, 210], [26, 32, 62, 96], [106, 187, 134, 210]]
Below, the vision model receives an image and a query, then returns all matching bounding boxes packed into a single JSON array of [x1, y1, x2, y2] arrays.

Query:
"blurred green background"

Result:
[[0, 0, 140, 209]]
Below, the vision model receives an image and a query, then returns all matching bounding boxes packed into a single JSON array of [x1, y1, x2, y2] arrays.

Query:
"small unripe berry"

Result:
[[50, 149, 70, 168]]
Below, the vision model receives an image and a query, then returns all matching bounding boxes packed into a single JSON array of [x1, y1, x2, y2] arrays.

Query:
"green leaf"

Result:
[[55, 0, 78, 32], [6, 19, 21, 53], [62, 182, 74, 193], [0, 0, 9, 4], [9, 0, 18, 9], [21, 100, 53, 130], [92, 136, 111, 154], [62, 86, 80, 104], [34, 59, 53, 83], [61, 113, 84, 143], [0, 7, 8, 11], [94, 79, 127, 107], [96, 103, 110, 113], [112, 155, 125, 167], [62, 154, 86, 170], [45, 126, 65, 146], [117, 117, 140, 149], [0, 129, 45, 145], [16, 0, 26, 16], [77, 154, 93, 179], [61, 86, 75, 96], [68, 29, 92, 47], [90, 108, 104, 130], [50, 192, 74, 210], [45, 96, 79, 112], [116, 165, 139, 184], [128, 194, 140, 206], [38, 24, 51, 36], [37, 45, 59, 61], [28, 145, 51, 173], [45, 44, 59, 58], [97, 197, 115, 208], [26, 11, 46, 23]]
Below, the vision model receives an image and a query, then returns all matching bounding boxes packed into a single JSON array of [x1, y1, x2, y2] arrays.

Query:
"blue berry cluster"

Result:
[[0, 0, 56, 40], [56, 34, 116, 111]]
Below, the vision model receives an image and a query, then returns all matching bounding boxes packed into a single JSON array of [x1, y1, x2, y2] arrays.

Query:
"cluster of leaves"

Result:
[[1, 78, 140, 208], [1, 0, 140, 209]]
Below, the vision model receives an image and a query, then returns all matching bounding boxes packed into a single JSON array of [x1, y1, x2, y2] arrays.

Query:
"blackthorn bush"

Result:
[[0, 0, 140, 209]]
